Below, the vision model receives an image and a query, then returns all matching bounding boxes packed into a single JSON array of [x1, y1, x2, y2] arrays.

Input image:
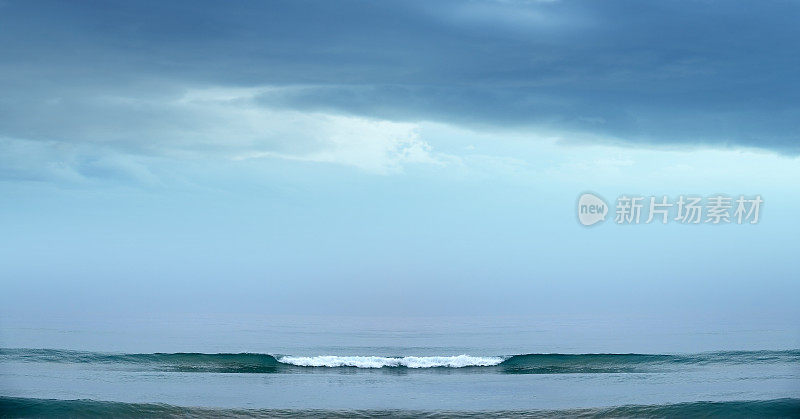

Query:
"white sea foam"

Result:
[[277, 355, 505, 368]]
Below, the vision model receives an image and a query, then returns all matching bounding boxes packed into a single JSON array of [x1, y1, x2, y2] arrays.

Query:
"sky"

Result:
[[1, 0, 799, 324]]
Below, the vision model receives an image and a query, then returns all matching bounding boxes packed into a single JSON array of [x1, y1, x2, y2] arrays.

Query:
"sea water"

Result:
[[0, 313, 798, 417]]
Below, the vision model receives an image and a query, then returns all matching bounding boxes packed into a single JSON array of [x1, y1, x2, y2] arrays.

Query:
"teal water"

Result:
[[2, 348, 799, 374], [2, 396, 799, 418], [1, 314, 798, 416]]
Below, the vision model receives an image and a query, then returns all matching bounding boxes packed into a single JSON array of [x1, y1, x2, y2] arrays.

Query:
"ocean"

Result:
[[0, 314, 798, 417]]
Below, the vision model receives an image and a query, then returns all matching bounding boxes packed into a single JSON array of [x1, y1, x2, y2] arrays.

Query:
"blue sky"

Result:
[[1, 0, 799, 323]]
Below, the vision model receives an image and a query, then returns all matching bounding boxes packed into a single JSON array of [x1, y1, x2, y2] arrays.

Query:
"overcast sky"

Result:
[[1, 1, 799, 325]]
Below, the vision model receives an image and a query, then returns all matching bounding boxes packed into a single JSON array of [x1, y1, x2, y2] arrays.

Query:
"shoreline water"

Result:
[[2, 347, 799, 412], [2, 396, 800, 418], [2, 316, 797, 412]]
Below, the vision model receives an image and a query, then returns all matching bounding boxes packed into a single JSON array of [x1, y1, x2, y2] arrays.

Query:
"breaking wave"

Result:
[[2, 348, 797, 374], [276, 355, 504, 368]]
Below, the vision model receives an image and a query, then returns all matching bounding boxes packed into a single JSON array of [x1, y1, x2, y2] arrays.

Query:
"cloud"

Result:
[[0, 86, 453, 181], [230, 111, 449, 175], [0, 137, 163, 184], [0, 0, 799, 171], [158, 87, 455, 174]]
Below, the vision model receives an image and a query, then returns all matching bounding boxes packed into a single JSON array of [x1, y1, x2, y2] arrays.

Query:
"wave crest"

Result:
[[4, 348, 798, 373], [277, 355, 505, 368]]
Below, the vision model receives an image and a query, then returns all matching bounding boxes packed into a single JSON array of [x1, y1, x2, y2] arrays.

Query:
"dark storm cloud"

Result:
[[1, 0, 799, 153]]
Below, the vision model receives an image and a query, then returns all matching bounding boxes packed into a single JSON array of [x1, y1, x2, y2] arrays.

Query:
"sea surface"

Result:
[[0, 313, 798, 417]]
